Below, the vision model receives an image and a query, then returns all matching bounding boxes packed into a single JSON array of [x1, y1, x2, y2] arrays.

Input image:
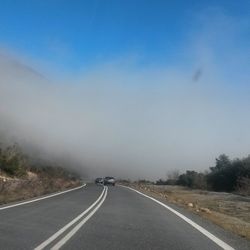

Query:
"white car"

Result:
[[104, 176, 115, 186]]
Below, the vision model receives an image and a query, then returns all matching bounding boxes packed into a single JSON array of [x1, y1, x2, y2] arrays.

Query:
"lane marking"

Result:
[[35, 186, 106, 250], [0, 184, 86, 211], [51, 186, 108, 250], [121, 185, 234, 250]]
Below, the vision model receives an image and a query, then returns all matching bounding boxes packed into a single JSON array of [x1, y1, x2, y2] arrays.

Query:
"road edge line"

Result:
[[0, 184, 86, 211], [121, 185, 234, 250], [34, 185, 106, 250], [51, 186, 108, 250]]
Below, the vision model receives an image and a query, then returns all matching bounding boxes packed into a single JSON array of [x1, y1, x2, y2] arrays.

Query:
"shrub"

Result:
[[207, 155, 250, 192], [0, 144, 27, 177], [177, 170, 207, 189]]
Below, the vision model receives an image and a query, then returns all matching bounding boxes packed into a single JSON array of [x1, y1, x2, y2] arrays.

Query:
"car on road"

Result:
[[104, 176, 115, 186], [95, 177, 104, 185]]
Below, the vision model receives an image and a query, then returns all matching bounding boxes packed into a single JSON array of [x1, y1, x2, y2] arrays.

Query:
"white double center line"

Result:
[[35, 186, 108, 250], [51, 186, 108, 250]]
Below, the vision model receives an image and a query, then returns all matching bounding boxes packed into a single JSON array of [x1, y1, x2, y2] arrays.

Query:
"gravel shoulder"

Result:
[[124, 184, 250, 241]]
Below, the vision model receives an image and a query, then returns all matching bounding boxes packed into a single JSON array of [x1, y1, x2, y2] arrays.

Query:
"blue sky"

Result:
[[0, 0, 249, 72]]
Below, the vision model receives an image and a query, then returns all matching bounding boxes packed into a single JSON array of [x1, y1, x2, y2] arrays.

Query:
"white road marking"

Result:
[[121, 185, 235, 250], [0, 184, 86, 211], [34, 185, 107, 250], [51, 186, 108, 250]]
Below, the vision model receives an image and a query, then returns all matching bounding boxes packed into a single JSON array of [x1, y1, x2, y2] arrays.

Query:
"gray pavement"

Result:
[[0, 184, 249, 250]]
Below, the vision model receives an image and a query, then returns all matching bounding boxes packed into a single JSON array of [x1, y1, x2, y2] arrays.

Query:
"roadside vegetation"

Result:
[[0, 143, 81, 204], [155, 154, 250, 195]]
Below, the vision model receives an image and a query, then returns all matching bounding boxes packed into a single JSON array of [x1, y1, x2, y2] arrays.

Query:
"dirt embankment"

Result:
[[0, 171, 81, 205], [125, 183, 250, 240]]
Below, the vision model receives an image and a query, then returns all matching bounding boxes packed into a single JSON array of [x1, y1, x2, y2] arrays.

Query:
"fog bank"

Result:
[[0, 14, 249, 180]]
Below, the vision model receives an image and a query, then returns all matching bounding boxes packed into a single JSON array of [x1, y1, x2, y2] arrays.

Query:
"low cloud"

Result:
[[0, 12, 249, 180]]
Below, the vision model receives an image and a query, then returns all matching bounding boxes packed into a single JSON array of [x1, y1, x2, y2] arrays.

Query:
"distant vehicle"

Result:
[[104, 176, 115, 186], [95, 178, 104, 185]]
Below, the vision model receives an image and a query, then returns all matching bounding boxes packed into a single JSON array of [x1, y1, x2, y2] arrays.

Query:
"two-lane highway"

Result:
[[58, 185, 231, 250], [0, 184, 249, 250]]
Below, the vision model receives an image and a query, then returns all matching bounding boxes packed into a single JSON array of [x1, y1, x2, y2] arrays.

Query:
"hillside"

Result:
[[0, 142, 81, 204]]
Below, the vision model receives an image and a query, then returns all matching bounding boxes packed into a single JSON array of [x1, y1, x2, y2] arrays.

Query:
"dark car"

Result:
[[104, 176, 115, 186], [95, 177, 104, 185]]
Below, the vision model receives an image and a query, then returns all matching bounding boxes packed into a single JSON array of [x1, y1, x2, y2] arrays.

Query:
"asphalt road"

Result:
[[0, 184, 249, 250]]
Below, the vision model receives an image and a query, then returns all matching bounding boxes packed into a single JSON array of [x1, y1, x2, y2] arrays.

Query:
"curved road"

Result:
[[0, 184, 249, 250]]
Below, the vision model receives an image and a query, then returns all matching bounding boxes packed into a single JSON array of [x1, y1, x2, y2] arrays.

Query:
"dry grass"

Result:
[[126, 184, 250, 240], [0, 173, 81, 205]]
